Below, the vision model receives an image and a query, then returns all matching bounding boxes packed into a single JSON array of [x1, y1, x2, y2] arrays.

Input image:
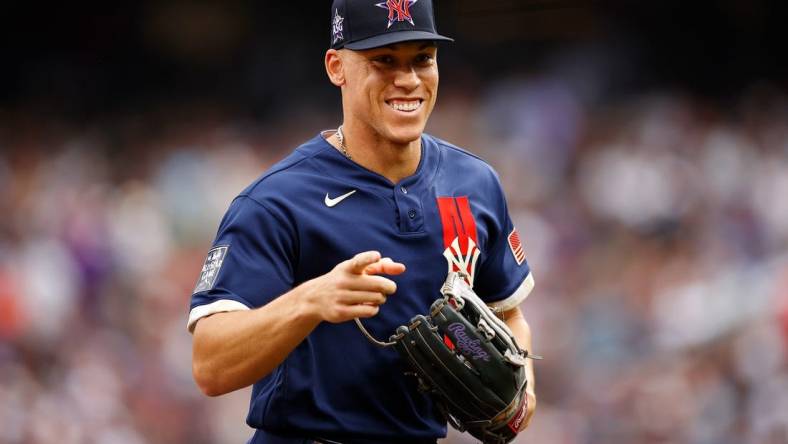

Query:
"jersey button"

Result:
[[408, 209, 417, 219], [401, 186, 408, 194]]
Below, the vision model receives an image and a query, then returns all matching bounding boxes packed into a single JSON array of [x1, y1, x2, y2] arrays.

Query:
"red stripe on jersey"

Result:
[[436, 197, 478, 252], [436, 197, 459, 250], [455, 196, 478, 250]]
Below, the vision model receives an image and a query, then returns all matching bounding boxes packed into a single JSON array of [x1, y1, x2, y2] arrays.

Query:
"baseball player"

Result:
[[189, 1, 537, 443]]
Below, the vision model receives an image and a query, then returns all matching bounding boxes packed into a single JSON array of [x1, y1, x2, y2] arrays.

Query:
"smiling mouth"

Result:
[[386, 99, 423, 112]]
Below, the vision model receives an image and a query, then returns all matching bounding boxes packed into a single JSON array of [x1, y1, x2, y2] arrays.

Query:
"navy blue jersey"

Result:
[[188, 133, 534, 443]]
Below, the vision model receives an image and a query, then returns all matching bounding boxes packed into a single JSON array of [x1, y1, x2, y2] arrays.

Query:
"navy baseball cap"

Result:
[[330, 0, 453, 50]]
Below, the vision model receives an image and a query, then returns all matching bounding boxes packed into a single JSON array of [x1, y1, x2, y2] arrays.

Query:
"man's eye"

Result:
[[416, 54, 434, 65], [374, 56, 394, 64]]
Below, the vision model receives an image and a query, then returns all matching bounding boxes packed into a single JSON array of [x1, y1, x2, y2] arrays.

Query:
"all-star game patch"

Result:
[[332, 8, 344, 44], [193, 245, 229, 294]]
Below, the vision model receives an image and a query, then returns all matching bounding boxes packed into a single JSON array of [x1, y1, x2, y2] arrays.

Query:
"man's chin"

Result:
[[384, 125, 426, 145]]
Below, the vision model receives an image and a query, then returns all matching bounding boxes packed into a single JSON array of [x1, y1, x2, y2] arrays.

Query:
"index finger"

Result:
[[364, 257, 406, 276], [341, 251, 382, 274]]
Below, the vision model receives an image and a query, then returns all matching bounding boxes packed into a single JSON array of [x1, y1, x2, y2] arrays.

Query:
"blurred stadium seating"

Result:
[[1, 1, 786, 443]]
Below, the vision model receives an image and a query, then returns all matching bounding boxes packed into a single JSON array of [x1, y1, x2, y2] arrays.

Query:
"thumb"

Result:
[[344, 250, 382, 274]]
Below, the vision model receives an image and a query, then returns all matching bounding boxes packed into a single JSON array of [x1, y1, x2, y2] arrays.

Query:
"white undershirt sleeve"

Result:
[[187, 299, 251, 333], [487, 272, 535, 312]]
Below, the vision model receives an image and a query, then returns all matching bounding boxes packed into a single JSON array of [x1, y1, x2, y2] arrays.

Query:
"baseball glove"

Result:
[[389, 272, 536, 444]]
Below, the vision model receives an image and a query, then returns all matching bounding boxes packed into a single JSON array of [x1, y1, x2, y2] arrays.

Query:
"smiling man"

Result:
[[189, 1, 537, 443]]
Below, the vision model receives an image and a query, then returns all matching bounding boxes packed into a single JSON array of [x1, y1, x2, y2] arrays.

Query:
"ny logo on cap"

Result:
[[376, 0, 418, 28]]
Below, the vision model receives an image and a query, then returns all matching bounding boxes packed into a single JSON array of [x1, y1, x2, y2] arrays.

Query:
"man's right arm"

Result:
[[191, 251, 405, 397]]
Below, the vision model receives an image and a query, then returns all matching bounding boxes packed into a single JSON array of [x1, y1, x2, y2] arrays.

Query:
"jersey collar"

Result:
[[307, 132, 440, 195]]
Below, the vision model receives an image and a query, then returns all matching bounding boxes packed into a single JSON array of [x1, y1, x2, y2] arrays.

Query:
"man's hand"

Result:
[[304, 251, 406, 323]]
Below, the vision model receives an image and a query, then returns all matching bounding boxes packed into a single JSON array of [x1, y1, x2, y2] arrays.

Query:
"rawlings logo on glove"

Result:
[[448, 323, 491, 362]]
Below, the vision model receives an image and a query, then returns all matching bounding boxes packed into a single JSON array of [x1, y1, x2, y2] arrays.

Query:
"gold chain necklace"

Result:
[[335, 125, 352, 160]]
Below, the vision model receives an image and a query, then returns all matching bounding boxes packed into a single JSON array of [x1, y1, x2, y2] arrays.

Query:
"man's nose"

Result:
[[393, 66, 421, 90]]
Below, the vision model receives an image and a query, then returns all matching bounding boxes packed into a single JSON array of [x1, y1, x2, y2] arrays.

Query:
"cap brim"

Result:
[[343, 30, 453, 50]]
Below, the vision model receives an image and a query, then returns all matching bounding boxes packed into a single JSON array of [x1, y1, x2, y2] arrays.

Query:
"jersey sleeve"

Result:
[[473, 176, 535, 310], [187, 195, 296, 332]]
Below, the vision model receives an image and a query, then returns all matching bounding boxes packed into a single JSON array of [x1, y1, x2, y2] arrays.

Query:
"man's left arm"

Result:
[[502, 306, 536, 430]]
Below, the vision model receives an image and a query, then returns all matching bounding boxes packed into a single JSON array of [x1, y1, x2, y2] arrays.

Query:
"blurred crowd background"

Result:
[[1, 1, 787, 443]]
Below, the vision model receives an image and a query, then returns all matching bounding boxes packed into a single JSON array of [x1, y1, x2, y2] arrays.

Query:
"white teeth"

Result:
[[388, 101, 421, 112]]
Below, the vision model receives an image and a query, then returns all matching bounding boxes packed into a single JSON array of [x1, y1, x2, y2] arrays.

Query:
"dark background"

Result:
[[3, 0, 785, 118]]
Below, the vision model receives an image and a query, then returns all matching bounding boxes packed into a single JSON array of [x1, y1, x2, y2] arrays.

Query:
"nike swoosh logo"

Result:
[[324, 189, 357, 207]]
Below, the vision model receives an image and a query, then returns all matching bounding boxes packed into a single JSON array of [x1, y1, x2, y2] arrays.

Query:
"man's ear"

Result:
[[325, 49, 345, 87]]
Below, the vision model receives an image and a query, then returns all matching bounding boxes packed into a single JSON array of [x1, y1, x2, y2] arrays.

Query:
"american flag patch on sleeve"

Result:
[[508, 228, 526, 265]]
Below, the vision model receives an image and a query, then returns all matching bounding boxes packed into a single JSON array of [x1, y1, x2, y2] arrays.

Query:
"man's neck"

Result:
[[332, 122, 422, 184]]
